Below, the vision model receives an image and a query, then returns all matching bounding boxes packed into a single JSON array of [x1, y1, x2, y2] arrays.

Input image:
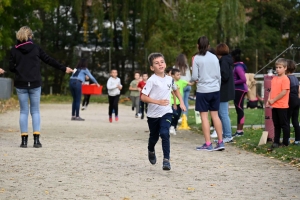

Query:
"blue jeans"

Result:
[[147, 113, 172, 159], [16, 87, 41, 134], [182, 85, 191, 115], [218, 102, 232, 138], [69, 79, 82, 117]]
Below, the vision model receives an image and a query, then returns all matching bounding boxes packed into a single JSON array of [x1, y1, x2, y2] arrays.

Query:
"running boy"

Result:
[[129, 72, 141, 117], [107, 69, 122, 123], [137, 72, 148, 119], [141, 52, 186, 170], [170, 68, 194, 135], [266, 58, 290, 148]]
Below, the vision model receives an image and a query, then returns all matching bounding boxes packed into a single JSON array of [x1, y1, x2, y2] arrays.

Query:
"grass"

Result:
[[187, 109, 300, 168]]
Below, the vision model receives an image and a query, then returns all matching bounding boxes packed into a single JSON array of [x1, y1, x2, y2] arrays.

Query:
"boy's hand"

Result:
[[179, 103, 186, 112], [138, 88, 141, 92], [65, 67, 73, 73], [173, 104, 177, 110], [158, 99, 169, 106], [268, 99, 275, 105]]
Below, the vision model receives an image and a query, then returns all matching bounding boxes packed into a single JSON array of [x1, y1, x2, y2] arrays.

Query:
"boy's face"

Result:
[[150, 57, 166, 74], [172, 72, 181, 81], [275, 64, 286, 76], [134, 73, 140, 80], [111, 70, 118, 77], [142, 74, 148, 81]]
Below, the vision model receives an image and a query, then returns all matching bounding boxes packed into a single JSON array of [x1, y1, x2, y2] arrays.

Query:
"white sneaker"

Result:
[[223, 137, 233, 143], [210, 130, 218, 138], [210, 126, 214, 131], [81, 106, 85, 110], [138, 113, 142, 117], [169, 126, 176, 135], [178, 118, 182, 123]]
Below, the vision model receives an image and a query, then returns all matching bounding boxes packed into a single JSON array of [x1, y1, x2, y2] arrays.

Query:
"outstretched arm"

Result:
[[173, 89, 186, 112]]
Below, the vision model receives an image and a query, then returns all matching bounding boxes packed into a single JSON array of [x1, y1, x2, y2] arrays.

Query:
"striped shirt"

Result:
[[142, 74, 177, 118]]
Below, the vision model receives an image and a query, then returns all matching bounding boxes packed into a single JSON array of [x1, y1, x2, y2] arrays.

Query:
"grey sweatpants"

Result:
[[130, 96, 140, 115]]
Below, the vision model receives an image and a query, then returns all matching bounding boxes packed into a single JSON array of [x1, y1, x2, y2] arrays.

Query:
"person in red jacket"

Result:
[[137, 72, 149, 119], [9, 26, 73, 148]]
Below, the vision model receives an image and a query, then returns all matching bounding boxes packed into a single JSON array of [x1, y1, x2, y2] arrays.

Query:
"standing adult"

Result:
[[231, 49, 248, 137], [191, 36, 224, 151], [174, 54, 191, 119], [9, 26, 73, 148], [216, 43, 235, 143], [69, 58, 100, 121]]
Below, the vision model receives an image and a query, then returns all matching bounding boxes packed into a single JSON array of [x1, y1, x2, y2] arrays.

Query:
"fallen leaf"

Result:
[[0, 188, 5, 193], [187, 187, 195, 191], [45, 190, 49, 195]]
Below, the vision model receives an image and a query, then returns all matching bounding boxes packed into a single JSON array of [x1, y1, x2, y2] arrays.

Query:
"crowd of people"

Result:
[[2, 25, 300, 171]]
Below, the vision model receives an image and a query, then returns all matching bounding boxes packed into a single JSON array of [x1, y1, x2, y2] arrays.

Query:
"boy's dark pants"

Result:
[[272, 108, 290, 146], [139, 101, 148, 116], [147, 113, 172, 160], [171, 104, 182, 129], [108, 95, 120, 116], [82, 95, 91, 106]]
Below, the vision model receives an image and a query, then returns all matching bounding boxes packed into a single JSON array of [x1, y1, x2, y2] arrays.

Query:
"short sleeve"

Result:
[[142, 79, 153, 96], [130, 80, 134, 86], [282, 77, 290, 90], [172, 79, 177, 91]]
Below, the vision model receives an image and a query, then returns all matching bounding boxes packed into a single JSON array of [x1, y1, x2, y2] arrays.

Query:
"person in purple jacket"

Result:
[[231, 49, 248, 137]]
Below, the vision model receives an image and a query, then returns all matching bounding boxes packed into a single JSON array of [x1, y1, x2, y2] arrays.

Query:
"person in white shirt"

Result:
[[106, 69, 122, 122], [141, 52, 186, 171]]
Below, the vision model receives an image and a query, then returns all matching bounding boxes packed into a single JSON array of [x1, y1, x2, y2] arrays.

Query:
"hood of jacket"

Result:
[[220, 54, 233, 67], [15, 40, 35, 54]]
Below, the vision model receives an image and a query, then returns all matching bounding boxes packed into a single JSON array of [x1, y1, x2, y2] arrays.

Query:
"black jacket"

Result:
[[9, 40, 66, 89], [219, 54, 235, 102]]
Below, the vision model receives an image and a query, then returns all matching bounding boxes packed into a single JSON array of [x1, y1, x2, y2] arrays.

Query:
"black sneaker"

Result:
[[162, 159, 171, 170], [233, 131, 244, 137], [132, 107, 134, 111], [148, 151, 156, 165], [271, 143, 279, 148]]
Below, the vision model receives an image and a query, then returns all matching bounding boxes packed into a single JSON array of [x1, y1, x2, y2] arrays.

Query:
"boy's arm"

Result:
[[298, 86, 300, 99], [268, 89, 288, 105], [173, 89, 186, 112], [171, 91, 177, 110], [188, 82, 195, 86], [129, 82, 138, 91], [141, 94, 169, 106]]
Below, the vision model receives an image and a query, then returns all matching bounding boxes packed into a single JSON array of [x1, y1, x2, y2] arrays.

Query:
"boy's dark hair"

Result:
[[216, 43, 229, 56], [286, 59, 296, 73], [197, 36, 209, 56], [76, 58, 88, 69], [171, 68, 180, 75], [165, 67, 173, 74], [141, 72, 148, 76], [148, 52, 164, 66], [111, 68, 117, 72], [231, 48, 242, 62], [208, 47, 216, 55]]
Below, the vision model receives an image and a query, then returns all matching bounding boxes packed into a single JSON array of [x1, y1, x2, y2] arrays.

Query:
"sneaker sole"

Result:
[[196, 148, 214, 152], [163, 166, 171, 170], [214, 147, 225, 151]]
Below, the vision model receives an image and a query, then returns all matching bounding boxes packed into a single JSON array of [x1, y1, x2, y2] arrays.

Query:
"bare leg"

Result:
[[200, 112, 211, 143], [211, 111, 223, 141]]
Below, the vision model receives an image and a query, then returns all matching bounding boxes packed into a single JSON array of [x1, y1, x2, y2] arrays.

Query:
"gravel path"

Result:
[[0, 104, 299, 200]]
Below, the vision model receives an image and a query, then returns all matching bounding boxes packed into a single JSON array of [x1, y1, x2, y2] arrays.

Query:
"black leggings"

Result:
[[272, 108, 290, 145], [82, 95, 91, 106], [108, 95, 120, 116], [234, 90, 247, 124], [288, 104, 300, 141]]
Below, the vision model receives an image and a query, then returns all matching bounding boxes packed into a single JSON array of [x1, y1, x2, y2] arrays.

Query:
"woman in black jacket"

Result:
[[216, 43, 235, 143], [9, 26, 73, 148]]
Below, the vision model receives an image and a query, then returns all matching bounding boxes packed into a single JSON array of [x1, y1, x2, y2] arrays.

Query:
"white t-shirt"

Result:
[[142, 74, 177, 118]]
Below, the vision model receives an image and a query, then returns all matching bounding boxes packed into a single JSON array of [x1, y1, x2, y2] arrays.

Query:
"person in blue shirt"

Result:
[[69, 58, 100, 121]]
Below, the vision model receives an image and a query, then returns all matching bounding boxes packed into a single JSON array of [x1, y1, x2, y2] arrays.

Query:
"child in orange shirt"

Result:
[[266, 58, 290, 148]]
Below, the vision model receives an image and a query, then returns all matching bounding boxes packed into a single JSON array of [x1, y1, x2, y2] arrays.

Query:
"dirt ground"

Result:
[[0, 103, 299, 200]]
